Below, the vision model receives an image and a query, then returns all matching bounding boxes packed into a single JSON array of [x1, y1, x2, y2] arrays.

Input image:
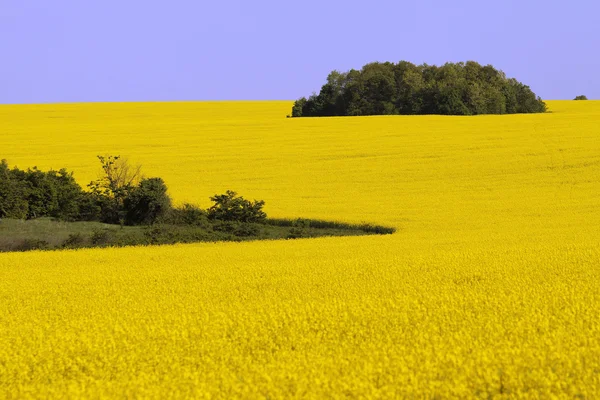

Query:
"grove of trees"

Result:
[[291, 61, 547, 117], [0, 156, 265, 226]]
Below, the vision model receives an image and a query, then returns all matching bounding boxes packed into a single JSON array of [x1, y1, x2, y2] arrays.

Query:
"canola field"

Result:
[[1, 101, 599, 398]]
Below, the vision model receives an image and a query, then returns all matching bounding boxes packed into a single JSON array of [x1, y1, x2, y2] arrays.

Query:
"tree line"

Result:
[[291, 61, 547, 117], [0, 156, 396, 251], [0, 156, 266, 226]]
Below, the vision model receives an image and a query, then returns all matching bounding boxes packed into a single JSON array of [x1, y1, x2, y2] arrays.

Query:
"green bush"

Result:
[[90, 228, 115, 246], [124, 177, 171, 225], [287, 227, 305, 239], [212, 220, 261, 237], [62, 233, 87, 248], [0, 161, 29, 219], [0, 160, 84, 220], [143, 224, 230, 244], [574, 95, 588, 100], [166, 204, 209, 226], [144, 225, 179, 244], [207, 191, 266, 223], [15, 239, 49, 252]]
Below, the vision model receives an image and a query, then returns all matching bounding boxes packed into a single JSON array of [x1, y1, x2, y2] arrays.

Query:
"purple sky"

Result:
[[1, 0, 598, 104]]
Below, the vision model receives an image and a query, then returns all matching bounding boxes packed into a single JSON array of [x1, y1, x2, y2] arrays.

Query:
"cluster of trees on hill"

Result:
[[0, 156, 266, 226], [574, 95, 588, 100], [291, 61, 547, 117]]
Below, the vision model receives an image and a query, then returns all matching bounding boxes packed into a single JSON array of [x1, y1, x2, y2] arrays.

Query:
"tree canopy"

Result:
[[0, 157, 266, 227], [0, 160, 84, 220], [291, 61, 546, 117]]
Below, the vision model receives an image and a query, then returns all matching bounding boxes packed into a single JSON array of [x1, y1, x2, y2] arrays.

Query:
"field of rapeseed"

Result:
[[1, 101, 599, 397]]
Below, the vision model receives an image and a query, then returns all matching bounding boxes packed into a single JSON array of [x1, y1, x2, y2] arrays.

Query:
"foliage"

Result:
[[211, 220, 262, 237], [574, 95, 588, 100], [88, 155, 142, 224], [207, 190, 267, 223], [292, 61, 547, 117], [265, 218, 395, 234], [0, 216, 393, 252], [62, 232, 86, 249], [90, 228, 115, 245], [123, 177, 172, 225], [1, 157, 272, 228], [0, 160, 29, 219], [0, 159, 84, 220], [13, 238, 49, 251], [286, 218, 310, 239], [165, 203, 209, 226], [291, 97, 306, 117], [1, 156, 394, 251]]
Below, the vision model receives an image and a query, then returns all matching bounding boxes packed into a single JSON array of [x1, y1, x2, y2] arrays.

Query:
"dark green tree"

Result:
[[21, 167, 57, 219], [0, 160, 29, 219], [46, 169, 85, 221], [124, 177, 171, 225], [291, 97, 307, 117], [0, 161, 85, 220], [207, 190, 266, 223]]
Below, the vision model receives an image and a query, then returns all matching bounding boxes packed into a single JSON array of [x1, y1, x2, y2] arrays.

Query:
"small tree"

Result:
[[47, 169, 85, 221], [207, 190, 266, 222], [21, 167, 57, 219], [88, 155, 142, 224], [574, 95, 588, 100], [291, 97, 307, 117], [124, 177, 171, 225], [0, 160, 29, 219]]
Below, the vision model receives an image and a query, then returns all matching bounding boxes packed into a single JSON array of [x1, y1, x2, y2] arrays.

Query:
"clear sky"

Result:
[[1, 0, 598, 104]]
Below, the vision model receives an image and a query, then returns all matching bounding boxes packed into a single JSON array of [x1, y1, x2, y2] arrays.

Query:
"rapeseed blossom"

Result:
[[1, 100, 599, 398]]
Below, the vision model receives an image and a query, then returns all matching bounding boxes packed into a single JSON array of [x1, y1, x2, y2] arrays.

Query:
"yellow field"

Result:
[[1, 101, 599, 398]]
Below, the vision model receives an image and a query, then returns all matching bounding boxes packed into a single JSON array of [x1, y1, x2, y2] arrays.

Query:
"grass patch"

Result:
[[0, 217, 395, 252]]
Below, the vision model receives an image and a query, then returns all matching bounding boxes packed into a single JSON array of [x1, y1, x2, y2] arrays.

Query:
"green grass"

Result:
[[0, 217, 395, 252]]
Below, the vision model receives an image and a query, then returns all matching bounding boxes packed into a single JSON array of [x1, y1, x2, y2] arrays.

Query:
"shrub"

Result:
[[62, 233, 87, 248], [286, 218, 310, 239], [234, 224, 260, 237], [207, 191, 266, 223], [90, 228, 115, 246], [0, 161, 29, 219], [574, 95, 588, 100], [0, 160, 84, 220], [291, 98, 306, 117], [211, 221, 261, 237], [45, 169, 84, 221], [144, 225, 179, 245], [287, 227, 305, 239], [166, 203, 208, 226], [143, 224, 222, 244], [124, 177, 172, 225], [358, 223, 396, 235], [15, 239, 49, 252], [77, 192, 103, 221]]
